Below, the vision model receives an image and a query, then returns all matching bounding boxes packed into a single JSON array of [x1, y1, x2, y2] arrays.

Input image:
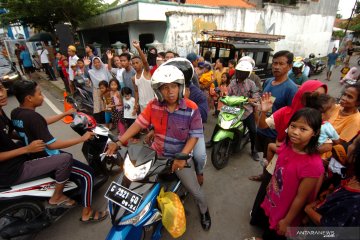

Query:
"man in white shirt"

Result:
[[68, 45, 79, 94], [37, 45, 56, 81]]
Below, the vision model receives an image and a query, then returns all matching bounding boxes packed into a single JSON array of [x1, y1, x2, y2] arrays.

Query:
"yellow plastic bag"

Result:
[[157, 188, 186, 238]]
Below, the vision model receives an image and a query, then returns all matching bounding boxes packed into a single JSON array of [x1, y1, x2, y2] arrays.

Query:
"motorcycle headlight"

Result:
[[119, 201, 152, 226], [124, 155, 152, 181], [2, 73, 19, 80], [8, 73, 19, 80], [220, 117, 232, 129]]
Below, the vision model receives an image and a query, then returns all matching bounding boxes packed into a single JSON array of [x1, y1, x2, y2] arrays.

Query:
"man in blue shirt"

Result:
[[251, 50, 298, 179], [326, 47, 339, 81]]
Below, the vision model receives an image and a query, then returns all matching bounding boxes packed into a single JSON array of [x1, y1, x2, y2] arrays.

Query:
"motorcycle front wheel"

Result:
[[211, 138, 232, 170], [0, 202, 43, 240]]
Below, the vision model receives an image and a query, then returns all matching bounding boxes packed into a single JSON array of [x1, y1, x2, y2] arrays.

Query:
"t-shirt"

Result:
[[11, 108, 59, 159], [122, 67, 136, 96], [318, 121, 339, 145], [20, 51, 33, 68], [123, 97, 137, 119], [0, 111, 27, 185], [328, 104, 360, 142], [136, 98, 203, 158], [68, 55, 79, 81], [327, 53, 339, 66], [261, 143, 324, 230], [37, 49, 49, 64], [257, 78, 298, 139]]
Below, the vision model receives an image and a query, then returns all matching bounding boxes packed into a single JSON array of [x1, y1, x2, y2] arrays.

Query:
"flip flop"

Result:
[[248, 174, 264, 182], [47, 198, 77, 209], [79, 210, 109, 223]]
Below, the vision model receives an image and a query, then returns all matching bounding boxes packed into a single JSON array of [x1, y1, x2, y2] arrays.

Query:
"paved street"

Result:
[[2, 58, 354, 240]]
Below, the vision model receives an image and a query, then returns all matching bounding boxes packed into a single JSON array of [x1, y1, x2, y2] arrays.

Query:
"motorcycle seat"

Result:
[[0, 173, 54, 192]]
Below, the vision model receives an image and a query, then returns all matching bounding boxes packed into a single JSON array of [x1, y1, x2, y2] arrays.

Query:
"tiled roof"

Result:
[[186, 0, 255, 8]]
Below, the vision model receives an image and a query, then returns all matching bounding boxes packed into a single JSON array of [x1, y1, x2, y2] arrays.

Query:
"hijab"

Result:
[[273, 80, 328, 142], [88, 57, 112, 88], [344, 67, 360, 81]]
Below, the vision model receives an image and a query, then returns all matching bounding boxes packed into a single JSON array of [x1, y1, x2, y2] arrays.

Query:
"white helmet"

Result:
[[163, 57, 194, 85], [151, 65, 185, 102], [239, 56, 255, 68], [235, 60, 253, 72], [235, 60, 253, 80]]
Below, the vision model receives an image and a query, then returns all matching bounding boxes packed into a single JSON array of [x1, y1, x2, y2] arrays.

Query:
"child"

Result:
[[340, 62, 350, 82], [199, 63, 214, 90], [211, 72, 230, 116], [108, 79, 124, 133], [228, 59, 236, 79], [259, 108, 324, 239], [99, 80, 112, 129], [60, 58, 71, 93], [121, 87, 139, 143]]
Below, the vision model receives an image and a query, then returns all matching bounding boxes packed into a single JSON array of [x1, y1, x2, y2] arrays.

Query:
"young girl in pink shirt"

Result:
[[257, 108, 324, 240]]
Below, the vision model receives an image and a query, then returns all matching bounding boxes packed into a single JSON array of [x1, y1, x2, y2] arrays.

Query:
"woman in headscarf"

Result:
[[85, 56, 112, 123], [340, 67, 360, 84]]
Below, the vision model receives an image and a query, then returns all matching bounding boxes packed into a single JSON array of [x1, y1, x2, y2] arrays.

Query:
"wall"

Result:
[[163, 0, 339, 58], [128, 22, 167, 51]]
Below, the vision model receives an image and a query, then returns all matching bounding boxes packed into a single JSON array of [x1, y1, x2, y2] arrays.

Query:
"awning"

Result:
[[197, 41, 273, 51], [201, 30, 285, 43]]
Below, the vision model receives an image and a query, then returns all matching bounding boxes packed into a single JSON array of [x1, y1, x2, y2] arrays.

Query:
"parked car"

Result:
[[0, 57, 22, 93]]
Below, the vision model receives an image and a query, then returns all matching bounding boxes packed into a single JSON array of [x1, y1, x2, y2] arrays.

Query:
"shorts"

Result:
[[327, 64, 334, 72], [24, 66, 35, 74]]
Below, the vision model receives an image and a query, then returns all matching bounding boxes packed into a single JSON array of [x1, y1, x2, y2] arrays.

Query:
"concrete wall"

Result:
[[128, 22, 167, 51], [164, 0, 339, 58]]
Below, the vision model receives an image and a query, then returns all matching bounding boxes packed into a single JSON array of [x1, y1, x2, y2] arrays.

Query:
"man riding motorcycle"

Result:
[[288, 61, 308, 87], [207, 60, 260, 161], [106, 60, 211, 231]]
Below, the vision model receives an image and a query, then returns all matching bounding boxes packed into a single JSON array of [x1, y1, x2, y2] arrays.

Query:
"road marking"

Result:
[[43, 93, 63, 115]]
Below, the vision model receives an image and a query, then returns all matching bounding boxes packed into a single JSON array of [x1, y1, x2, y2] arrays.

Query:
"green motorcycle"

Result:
[[211, 95, 250, 170]]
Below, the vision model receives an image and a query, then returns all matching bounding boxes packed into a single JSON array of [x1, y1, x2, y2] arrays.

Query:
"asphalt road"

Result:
[[2, 58, 353, 240]]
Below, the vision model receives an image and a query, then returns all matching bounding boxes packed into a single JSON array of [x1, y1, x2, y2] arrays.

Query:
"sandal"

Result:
[[248, 174, 264, 182], [48, 198, 77, 209], [79, 210, 109, 223]]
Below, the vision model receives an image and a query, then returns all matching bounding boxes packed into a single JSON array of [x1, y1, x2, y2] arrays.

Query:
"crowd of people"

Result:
[[0, 37, 360, 238]]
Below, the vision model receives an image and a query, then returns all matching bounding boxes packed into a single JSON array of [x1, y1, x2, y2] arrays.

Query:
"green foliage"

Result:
[[0, 0, 118, 31], [332, 30, 345, 39]]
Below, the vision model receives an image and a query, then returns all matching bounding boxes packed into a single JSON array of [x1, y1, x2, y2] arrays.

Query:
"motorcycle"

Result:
[[0, 110, 111, 240], [211, 95, 249, 170], [105, 144, 189, 240], [303, 53, 326, 77], [73, 76, 93, 114]]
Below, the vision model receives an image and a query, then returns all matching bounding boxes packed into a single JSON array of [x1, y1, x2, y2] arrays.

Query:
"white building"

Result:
[[78, 0, 339, 58]]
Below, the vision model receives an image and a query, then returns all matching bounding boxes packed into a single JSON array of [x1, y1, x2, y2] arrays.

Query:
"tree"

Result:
[[0, 0, 120, 32]]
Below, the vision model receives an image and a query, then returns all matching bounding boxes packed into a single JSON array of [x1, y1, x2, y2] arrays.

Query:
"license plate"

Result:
[[104, 182, 142, 213], [221, 106, 241, 114]]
